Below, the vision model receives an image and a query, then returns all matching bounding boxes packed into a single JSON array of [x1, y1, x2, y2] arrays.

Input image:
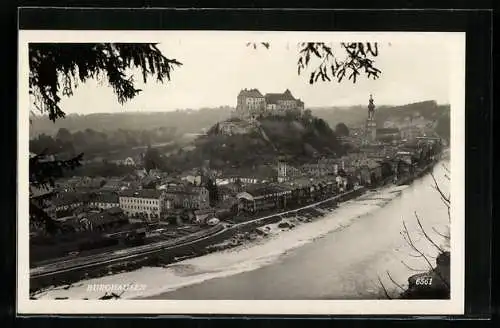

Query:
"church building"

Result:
[[363, 94, 401, 145]]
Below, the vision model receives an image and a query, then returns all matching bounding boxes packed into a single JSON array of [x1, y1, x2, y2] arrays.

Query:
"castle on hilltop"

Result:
[[233, 88, 305, 120]]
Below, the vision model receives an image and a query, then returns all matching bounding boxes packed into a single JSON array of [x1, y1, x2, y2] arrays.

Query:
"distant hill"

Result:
[[164, 114, 344, 171], [311, 100, 450, 141], [29, 100, 450, 142], [29, 106, 234, 138]]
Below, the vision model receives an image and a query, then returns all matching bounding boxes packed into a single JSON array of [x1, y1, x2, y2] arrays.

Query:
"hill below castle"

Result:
[[163, 114, 345, 171]]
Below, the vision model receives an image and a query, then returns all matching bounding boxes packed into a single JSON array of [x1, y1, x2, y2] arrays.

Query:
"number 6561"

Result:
[[416, 277, 433, 286]]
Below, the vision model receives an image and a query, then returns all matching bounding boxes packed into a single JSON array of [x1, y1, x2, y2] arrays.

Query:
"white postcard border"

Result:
[[17, 30, 465, 315]]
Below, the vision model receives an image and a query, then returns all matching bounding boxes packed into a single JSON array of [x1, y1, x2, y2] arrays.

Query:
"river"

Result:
[[37, 161, 450, 300]]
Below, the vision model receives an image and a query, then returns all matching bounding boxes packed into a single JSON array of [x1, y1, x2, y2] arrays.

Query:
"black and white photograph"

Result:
[[18, 30, 465, 315]]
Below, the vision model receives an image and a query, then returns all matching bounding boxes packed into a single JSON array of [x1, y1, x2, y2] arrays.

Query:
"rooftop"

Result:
[[163, 184, 207, 196], [85, 209, 128, 226], [239, 88, 264, 98], [52, 192, 88, 206], [119, 189, 162, 199], [93, 192, 119, 204], [243, 184, 287, 197], [377, 128, 401, 134], [223, 165, 276, 179], [264, 89, 297, 104]]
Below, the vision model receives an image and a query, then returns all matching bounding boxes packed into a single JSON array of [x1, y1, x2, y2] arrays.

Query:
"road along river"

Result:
[[38, 161, 450, 300]]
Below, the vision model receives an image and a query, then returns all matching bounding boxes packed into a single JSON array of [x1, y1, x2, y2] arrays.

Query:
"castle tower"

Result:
[[365, 94, 377, 144], [277, 160, 287, 183]]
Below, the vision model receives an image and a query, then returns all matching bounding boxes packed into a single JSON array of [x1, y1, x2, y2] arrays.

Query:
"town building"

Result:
[[355, 160, 383, 186], [193, 208, 219, 225], [236, 184, 292, 213], [376, 127, 401, 143], [49, 192, 88, 214], [217, 184, 239, 202], [119, 189, 169, 221], [301, 158, 339, 177], [58, 208, 129, 233], [277, 160, 287, 183], [180, 169, 206, 186], [162, 185, 210, 210], [89, 192, 120, 210], [100, 177, 130, 192], [225, 165, 276, 185], [235, 88, 266, 120], [264, 89, 303, 114], [359, 145, 399, 159], [123, 157, 136, 166], [400, 125, 423, 141]]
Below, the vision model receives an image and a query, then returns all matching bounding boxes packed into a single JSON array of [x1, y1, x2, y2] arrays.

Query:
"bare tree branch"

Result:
[[414, 211, 445, 253], [402, 220, 436, 272], [432, 226, 450, 240], [377, 275, 392, 299], [442, 163, 450, 176], [248, 41, 381, 84], [401, 260, 428, 272], [430, 173, 450, 204], [386, 271, 405, 292], [402, 220, 450, 290]]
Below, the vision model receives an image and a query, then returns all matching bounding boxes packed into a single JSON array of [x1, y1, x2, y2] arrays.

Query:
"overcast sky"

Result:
[[53, 36, 452, 114]]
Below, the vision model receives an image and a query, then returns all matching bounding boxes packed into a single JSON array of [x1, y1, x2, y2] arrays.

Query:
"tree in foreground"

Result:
[[29, 43, 182, 233], [248, 42, 381, 84]]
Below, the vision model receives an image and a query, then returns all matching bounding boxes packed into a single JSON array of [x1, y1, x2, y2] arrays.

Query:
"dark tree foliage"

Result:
[[207, 122, 221, 136], [248, 42, 381, 84], [143, 146, 163, 172], [380, 161, 394, 179], [72, 162, 136, 178], [30, 127, 176, 158], [29, 153, 84, 234], [29, 153, 84, 191], [335, 122, 350, 137], [55, 128, 73, 142], [299, 42, 381, 84], [30, 43, 182, 122]]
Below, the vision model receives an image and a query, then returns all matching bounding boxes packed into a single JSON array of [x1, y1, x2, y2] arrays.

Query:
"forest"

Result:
[[29, 126, 178, 158]]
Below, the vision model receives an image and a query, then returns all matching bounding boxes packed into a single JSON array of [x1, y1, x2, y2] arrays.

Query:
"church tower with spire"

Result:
[[365, 94, 377, 144]]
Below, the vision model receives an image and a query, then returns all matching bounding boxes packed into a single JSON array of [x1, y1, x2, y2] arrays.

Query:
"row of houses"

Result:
[[236, 176, 346, 214], [45, 142, 430, 223]]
